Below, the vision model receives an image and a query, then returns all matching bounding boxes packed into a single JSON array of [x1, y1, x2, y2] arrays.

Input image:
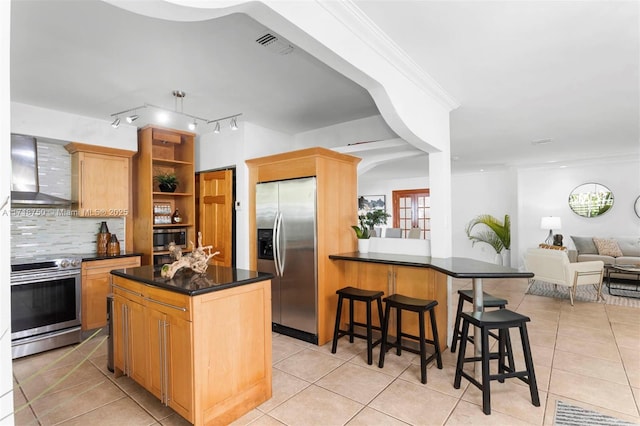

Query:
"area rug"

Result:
[[526, 280, 640, 308], [554, 400, 639, 425]]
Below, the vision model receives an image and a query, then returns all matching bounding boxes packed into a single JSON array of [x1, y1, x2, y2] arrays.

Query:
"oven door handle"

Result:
[[10, 270, 81, 285]]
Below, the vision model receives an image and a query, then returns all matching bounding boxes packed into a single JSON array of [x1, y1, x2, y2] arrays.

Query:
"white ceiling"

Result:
[[9, 0, 639, 177]]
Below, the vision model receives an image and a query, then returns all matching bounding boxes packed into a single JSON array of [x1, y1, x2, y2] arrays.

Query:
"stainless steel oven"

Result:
[[10, 255, 83, 359]]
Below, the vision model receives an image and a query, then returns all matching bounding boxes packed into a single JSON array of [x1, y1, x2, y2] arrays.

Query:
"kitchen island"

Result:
[[329, 252, 533, 351], [110, 265, 273, 426]]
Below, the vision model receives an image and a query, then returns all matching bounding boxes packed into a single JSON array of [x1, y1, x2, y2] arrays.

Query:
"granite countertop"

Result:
[[329, 252, 533, 279], [111, 265, 274, 296], [81, 252, 143, 262]]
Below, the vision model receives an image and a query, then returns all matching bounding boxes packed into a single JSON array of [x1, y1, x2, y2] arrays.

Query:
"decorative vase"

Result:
[[494, 252, 503, 266], [107, 234, 120, 256], [159, 183, 177, 193], [502, 249, 511, 267], [358, 239, 370, 254]]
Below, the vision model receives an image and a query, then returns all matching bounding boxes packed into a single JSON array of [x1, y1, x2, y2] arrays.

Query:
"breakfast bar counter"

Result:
[[110, 265, 274, 425], [329, 252, 533, 351]]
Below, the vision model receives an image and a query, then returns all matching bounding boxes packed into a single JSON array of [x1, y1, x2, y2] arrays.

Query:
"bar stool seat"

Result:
[[378, 294, 443, 384], [453, 309, 540, 415], [450, 289, 508, 353], [331, 286, 384, 365]]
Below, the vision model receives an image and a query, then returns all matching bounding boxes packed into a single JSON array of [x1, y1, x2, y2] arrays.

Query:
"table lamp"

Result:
[[540, 216, 561, 245]]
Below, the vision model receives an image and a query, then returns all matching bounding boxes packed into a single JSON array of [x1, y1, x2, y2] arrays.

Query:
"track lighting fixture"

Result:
[[110, 90, 242, 134]]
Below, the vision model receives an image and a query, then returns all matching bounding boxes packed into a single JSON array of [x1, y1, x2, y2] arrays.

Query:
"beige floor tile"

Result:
[[271, 335, 306, 364], [11, 385, 39, 426], [548, 369, 639, 417], [606, 304, 640, 325], [240, 413, 286, 425], [445, 399, 534, 425], [612, 322, 640, 350], [18, 359, 107, 401], [76, 329, 109, 359], [556, 322, 616, 345], [400, 362, 468, 398], [552, 349, 628, 385], [346, 406, 408, 425], [350, 345, 416, 377], [12, 345, 88, 382], [619, 346, 640, 388], [126, 382, 177, 421], [311, 337, 368, 362], [369, 379, 458, 425], [30, 379, 126, 425], [268, 384, 363, 425], [257, 368, 310, 413], [317, 362, 394, 405], [273, 348, 344, 382], [57, 395, 157, 425], [159, 412, 194, 426], [460, 378, 546, 424], [525, 329, 557, 349], [230, 408, 264, 426], [554, 333, 622, 362], [559, 311, 610, 330]]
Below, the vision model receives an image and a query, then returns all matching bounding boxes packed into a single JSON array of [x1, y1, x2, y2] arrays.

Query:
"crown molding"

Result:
[[317, 0, 460, 111]]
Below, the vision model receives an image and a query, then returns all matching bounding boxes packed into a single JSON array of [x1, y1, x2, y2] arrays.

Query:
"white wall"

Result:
[[11, 102, 137, 151], [517, 159, 640, 266], [294, 115, 396, 148], [452, 169, 517, 264], [197, 121, 295, 268], [358, 176, 429, 229]]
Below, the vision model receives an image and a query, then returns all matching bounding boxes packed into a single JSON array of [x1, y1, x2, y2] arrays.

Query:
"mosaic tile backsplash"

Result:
[[10, 141, 126, 258]]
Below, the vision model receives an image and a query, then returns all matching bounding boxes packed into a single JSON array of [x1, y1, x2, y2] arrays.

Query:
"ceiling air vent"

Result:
[[256, 32, 294, 55]]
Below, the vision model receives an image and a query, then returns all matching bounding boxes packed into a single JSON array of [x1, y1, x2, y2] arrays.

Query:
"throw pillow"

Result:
[[570, 236, 598, 254], [593, 238, 623, 257]]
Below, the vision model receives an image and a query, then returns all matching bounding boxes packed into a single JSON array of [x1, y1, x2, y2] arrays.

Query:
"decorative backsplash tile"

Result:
[[10, 141, 126, 258]]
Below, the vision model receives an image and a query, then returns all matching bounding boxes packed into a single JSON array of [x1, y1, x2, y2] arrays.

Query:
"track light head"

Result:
[[213, 122, 221, 133], [126, 114, 139, 124], [230, 117, 238, 130], [111, 117, 120, 128]]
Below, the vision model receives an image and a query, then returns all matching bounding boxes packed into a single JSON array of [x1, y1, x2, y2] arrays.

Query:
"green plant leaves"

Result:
[[465, 214, 510, 253]]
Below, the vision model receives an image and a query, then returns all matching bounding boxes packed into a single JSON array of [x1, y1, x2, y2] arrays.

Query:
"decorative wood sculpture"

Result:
[[160, 232, 219, 279]]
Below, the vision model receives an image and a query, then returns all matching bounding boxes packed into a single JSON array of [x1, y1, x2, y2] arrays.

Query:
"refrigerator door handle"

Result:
[[272, 213, 281, 277], [277, 212, 286, 274]]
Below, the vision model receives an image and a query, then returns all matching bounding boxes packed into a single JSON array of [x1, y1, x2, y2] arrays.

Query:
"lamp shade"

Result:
[[540, 216, 561, 230]]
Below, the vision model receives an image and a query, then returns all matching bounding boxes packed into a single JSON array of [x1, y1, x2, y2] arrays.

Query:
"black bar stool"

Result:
[[453, 309, 540, 415], [451, 289, 508, 353], [378, 294, 443, 384], [331, 286, 384, 365]]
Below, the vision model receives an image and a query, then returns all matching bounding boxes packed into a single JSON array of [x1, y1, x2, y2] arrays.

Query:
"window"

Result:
[[392, 189, 430, 239]]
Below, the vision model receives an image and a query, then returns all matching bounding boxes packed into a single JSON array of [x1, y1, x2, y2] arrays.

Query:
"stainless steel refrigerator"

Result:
[[256, 177, 318, 344]]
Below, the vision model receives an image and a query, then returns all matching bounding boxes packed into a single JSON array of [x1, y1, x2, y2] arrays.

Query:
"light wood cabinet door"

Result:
[[166, 312, 194, 421], [146, 307, 164, 400], [112, 294, 147, 385], [82, 257, 140, 330]]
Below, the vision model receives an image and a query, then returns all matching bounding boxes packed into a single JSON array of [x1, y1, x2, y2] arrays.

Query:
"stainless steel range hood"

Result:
[[11, 134, 71, 207]]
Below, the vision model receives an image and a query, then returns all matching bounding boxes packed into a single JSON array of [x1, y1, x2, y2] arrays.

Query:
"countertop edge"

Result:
[[110, 267, 274, 296], [81, 253, 143, 262], [329, 253, 534, 279]]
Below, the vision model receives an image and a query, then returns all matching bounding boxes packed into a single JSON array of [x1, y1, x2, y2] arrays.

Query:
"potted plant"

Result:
[[465, 214, 511, 266], [154, 172, 179, 193], [352, 209, 391, 253]]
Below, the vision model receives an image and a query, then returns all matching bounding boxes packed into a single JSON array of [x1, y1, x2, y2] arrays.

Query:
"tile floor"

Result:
[[11, 277, 640, 425]]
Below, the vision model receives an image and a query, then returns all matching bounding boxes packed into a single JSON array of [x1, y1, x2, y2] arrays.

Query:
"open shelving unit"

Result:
[[133, 125, 196, 265]]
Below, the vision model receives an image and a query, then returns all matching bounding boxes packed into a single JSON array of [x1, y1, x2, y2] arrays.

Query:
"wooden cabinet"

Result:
[[81, 256, 140, 330], [246, 148, 360, 345], [111, 274, 272, 425], [65, 143, 135, 217], [334, 260, 448, 350], [133, 126, 196, 265]]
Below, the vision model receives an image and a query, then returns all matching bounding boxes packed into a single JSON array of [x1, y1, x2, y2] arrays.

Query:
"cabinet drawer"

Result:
[[111, 276, 144, 304], [145, 286, 192, 321], [84, 257, 141, 276]]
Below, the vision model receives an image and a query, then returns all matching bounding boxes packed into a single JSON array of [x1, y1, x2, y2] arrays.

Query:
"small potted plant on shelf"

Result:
[[352, 209, 391, 253], [154, 172, 179, 193]]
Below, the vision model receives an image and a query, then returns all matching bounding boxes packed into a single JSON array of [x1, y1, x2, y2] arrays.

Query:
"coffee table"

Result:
[[605, 264, 640, 298]]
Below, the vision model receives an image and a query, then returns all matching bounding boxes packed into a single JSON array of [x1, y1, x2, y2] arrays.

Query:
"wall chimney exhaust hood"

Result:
[[11, 134, 71, 207]]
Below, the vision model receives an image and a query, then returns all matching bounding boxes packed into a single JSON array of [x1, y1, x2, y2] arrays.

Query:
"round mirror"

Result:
[[635, 195, 640, 218], [568, 183, 614, 217]]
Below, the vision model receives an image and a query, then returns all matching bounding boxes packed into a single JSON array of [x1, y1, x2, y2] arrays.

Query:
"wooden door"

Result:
[[392, 189, 430, 239], [198, 170, 233, 267]]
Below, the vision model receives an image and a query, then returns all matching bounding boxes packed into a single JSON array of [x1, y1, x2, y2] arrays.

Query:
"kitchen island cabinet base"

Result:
[[112, 275, 272, 425]]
